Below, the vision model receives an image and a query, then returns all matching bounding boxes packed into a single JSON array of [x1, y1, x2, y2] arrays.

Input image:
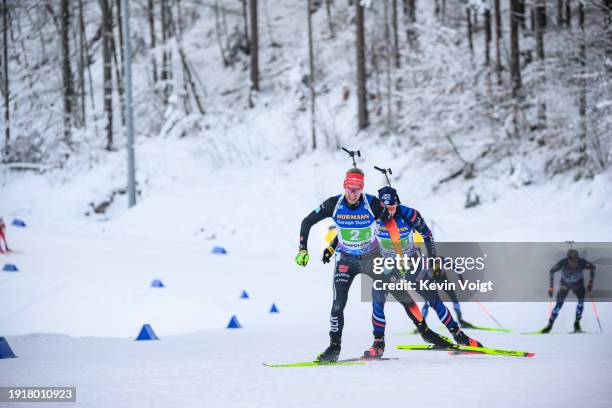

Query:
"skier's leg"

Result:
[[413, 272, 481, 346], [572, 281, 586, 331], [363, 286, 388, 358], [439, 271, 470, 326], [550, 285, 570, 324], [318, 253, 359, 362], [371, 285, 388, 339], [383, 269, 453, 347], [0, 230, 6, 252], [329, 258, 358, 341], [421, 302, 430, 320]]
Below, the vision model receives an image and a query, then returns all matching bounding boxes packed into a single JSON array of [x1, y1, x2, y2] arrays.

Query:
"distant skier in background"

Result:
[[541, 249, 595, 333], [328, 186, 482, 359], [296, 168, 451, 362], [0, 217, 11, 253]]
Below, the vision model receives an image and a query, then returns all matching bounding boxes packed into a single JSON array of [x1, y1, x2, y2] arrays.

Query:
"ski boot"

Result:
[[573, 319, 582, 333], [540, 322, 553, 333], [416, 322, 454, 348], [452, 328, 483, 347], [362, 338, 385, 359], [316, 339, 341, 363], [457, 315, 475, 329]]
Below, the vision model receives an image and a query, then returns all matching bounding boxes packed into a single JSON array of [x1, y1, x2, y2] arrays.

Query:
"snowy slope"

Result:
[[1, 0, 611, 406], [2, 140, 612, 407]]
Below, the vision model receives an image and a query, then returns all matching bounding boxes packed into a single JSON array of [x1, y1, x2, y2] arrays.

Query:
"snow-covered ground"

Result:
[[1, 139, 612, 407], [1, 0, 611, 405]]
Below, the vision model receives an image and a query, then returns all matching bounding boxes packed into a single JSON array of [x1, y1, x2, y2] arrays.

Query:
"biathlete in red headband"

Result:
[[295, 168, 452, 363]]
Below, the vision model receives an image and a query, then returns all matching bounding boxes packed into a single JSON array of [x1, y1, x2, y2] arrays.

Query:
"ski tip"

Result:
[[526, 352, 536, 357]]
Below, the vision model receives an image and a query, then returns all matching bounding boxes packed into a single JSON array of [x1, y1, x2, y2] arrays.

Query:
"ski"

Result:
[[263, 360, 367, 368], [342, 357, 400, 362], [440, 324, 511, 333], [462, 325, 512, 333], [396, 343, 535, 358], [263, 356, 401, 367]]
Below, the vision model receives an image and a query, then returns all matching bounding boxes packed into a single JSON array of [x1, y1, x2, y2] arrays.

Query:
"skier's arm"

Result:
[[549, 260, 564, 287], [369, 196, 394, 225], [330, 235, 338, 250], [322, 235, 338, 264], [583, 259, 596, 289], [299, 196, 339, 250], [401, 206, 437, 258]]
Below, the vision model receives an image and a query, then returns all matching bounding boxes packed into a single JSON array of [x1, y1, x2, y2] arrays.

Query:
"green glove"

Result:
[[295, 249, 309, 267]]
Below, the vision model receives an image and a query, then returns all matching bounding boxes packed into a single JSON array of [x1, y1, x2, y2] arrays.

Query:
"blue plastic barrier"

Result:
[[136, 324, 159, 341], [227, 315, 242, 329], [2, 264, 18, 272], [151, 279, 165, 288], [0, 337, 16, 359]]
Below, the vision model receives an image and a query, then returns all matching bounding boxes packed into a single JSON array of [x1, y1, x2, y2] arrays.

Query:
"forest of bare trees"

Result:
[[0, 0, 610, 179]]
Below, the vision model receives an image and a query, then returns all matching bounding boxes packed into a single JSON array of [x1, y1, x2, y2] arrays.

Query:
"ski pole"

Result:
[[590, 294, 604, 334], [547, 299, 552, 319], [476, 300, 504, 329]]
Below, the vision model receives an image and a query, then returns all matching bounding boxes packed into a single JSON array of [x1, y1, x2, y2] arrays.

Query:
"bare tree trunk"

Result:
[[494, 0, 502, 83], [484, 8, 491, 66], [535, 0, 546, 128], [325, 0, 335, 38], [535, 0, 545, 60], [241, 0, 250, 48], [384, 0, 392, 131], [355, 0, 368, 129], [2, 0, 9, 159], [403, 0, 417, 47], [441, 0, 446, 24], [517, 0, 526, 29], [403, 0, 416, 23], [510, 0, 522, 97], [510, 0, 522, 138], [148, 0, 157, 83], [176, 0, 203, 115], [60, 0, 74, 144], [556, 0, 563, 27], [78, 0, 86, 126], [392, 0, 399, 68], [214, 0, 230, 66], [565, 0, 571, 28], [160, 0, 170, 105], [113, 0, 125, 126], [466, 5, 473, 54], [249, 0, 259, 94], [307, 0, 316, 149], [578, 2, 586, 154], [605, 0, 612, 74], [101, 0, 113, 150]]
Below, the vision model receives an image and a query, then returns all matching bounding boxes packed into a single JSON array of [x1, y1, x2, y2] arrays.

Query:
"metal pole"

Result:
[[122, 0, 136, 207]]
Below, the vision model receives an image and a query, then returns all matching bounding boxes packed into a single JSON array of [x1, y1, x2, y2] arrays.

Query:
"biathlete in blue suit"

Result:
[[542, 249, 595, 333]]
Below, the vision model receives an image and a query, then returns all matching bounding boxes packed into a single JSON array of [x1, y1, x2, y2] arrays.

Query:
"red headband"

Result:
[[343, 172, 364, 189]]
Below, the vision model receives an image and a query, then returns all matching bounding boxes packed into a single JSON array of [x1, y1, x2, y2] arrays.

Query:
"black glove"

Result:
[[322, 246, 335, 264], [379, 206, 391, 223], [587, 281, 593, 292]]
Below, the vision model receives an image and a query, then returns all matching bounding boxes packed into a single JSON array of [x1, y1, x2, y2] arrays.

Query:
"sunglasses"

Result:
[[345, 187, 363, 194]]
